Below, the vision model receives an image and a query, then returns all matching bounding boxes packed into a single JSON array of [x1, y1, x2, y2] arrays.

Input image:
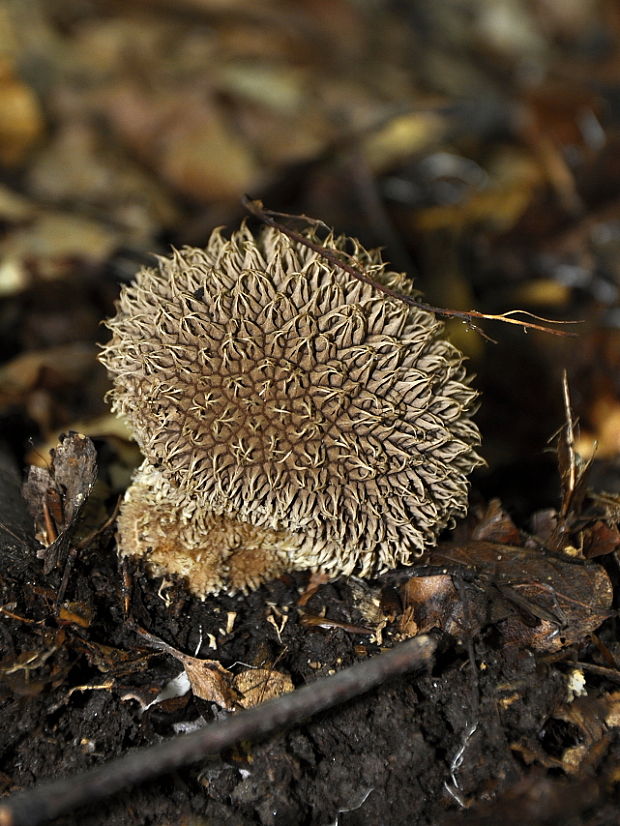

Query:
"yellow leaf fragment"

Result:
[[233, 668, 294, 708]]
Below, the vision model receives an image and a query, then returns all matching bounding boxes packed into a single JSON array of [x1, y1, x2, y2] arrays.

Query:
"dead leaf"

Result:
[[363, 111, 446, 172], [549, 694, 615, 775], [396, 606, 418, 639], [27, 413, 134, 465], [575, 394, 620, 459], [603, 691, 620, 727], [233, 668, 294, 708], [402, 541, 613, 651], [402, 574, 462, 636], [414, 148, 543, 233], [26, 122, 179, 241], [0, 210, 119, 286], [349, 579, 386, 626], [298, 613, 373, 635], [297, 571, 330, 607], [582, 520, 620, 558], [71, 637, 153, 678], [22, 433, 97, 573], [0, 344, 96, 408], [471, 499, 521, 544], [178, 655, 239, 709], [0, 57, 45, 166], [530, 508, 559, 546], [0, 629, 70, 697], [101, 85, 260, 203], [134, 626, 240, 709]]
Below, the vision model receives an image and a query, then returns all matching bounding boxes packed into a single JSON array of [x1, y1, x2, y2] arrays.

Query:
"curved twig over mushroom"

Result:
[[100, 224, 483, 595]]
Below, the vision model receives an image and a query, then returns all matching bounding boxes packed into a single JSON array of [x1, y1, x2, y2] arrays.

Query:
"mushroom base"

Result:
[[117, 462, 306, 596]]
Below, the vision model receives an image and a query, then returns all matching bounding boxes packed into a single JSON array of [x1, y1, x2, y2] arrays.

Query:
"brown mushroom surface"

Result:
[[100, 225, 482, 595]]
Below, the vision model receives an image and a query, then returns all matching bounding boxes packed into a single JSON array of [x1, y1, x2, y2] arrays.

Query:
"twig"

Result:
[[560, 369, 576, 517], [243, 197, 580, 338], [0, 606, 44, 625], [572, 661, 620, 686], [0, 635, 436, 826]]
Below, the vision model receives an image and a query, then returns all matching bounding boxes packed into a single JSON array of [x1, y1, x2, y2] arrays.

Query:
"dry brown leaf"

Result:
[[297, 572, 330, 607], [0, 184, 35, 223], [177, 654, 240, 710], [414, 148, 543, 233], [101, 85, 260, 203], [402, 541, 613, 651], [22, 433, 97, 573], [233, 668, 294, 708], [363, 111, 446, 172], [603, 691, 620, 727], [550, 694, 615, 775], [0, 57, 45, 166], [575, 394, 620, 459], [0, 210, 119, 284], [0, 344, 96, 406], [71, 638, 153, 678], [348, 580, 385, 626], [396, 606, 419, 639], [402, 574, 461, 637], [133, 626, 240, 709], [27, 414, 135, 468], [470, 499, 521, 544], [582, 520, 620, 559], [298, 614, 373, 635], [26, 123, 179, 240], [0, 629, 69, 697]]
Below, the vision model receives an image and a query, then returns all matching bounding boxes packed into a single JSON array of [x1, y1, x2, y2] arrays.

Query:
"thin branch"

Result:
[[243, 197, 580, 338], [0, 635, 436, 826], [560, 369, 577, 518]]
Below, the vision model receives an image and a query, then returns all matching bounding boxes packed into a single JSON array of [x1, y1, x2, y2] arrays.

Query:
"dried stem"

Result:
[[560, 369, 577, 518], [243, 197, 580, 339], [0, 635, 436, 826]]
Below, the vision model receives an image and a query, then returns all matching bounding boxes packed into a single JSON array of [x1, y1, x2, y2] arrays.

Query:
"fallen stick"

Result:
[[0, 634, 436, 826], [243, 196, 580, 341]]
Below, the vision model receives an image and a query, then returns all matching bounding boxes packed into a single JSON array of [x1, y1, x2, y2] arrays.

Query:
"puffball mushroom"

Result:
[[100, 224, 482, 596]]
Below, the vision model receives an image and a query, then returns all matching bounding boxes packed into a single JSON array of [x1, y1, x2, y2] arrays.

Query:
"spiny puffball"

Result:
[[100, 224, 482, 596]]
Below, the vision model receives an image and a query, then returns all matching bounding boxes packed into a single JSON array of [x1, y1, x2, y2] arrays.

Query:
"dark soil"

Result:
[[3, 2, 620, 824], [2, 442, 620, 825]]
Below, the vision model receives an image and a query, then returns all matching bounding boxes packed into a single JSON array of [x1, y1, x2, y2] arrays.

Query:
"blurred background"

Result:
[[1, 0, 620, 521]]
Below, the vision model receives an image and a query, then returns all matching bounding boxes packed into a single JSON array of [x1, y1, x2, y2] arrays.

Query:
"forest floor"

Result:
[[2, 2, 620, 824]]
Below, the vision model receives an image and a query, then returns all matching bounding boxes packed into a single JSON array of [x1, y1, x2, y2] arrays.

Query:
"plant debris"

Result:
[[22, 432, 97, 574]]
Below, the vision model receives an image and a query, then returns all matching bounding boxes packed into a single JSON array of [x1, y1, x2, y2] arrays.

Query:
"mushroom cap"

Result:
[[101, 224, 482, 588]]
